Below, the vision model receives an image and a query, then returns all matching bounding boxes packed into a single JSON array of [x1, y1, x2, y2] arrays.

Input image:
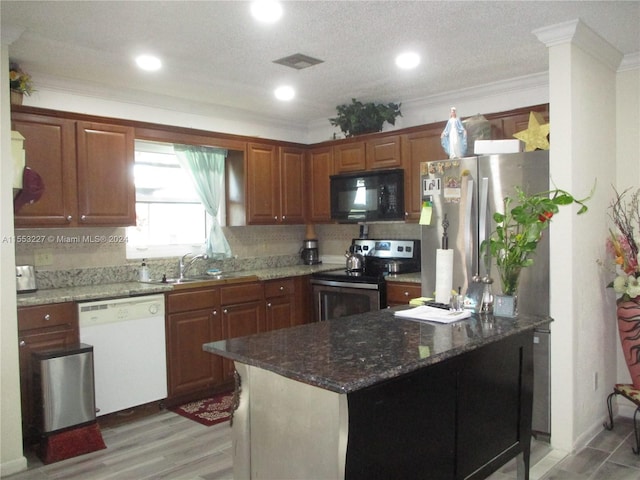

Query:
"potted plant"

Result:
[[482, 185, 590, 316], [604, 187, 640, 387], [329, 98, 402, 137], [9, 62, 34, 104]]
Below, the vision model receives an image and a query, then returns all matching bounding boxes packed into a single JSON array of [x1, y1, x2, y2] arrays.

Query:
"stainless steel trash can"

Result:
[[32, 344, 96, 433]]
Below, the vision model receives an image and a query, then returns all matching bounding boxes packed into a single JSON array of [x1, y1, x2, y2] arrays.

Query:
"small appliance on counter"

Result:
[[16, 265, 37, 293], [300, 224, 322, 265]]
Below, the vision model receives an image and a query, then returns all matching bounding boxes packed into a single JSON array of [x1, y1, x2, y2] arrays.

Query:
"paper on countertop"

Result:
[[394, 305, 471, 324]]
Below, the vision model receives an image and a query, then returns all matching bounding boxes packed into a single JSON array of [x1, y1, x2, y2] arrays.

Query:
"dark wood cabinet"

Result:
[[265, 278, 296, 331], [165, 287, 225, 406], [246, 143, 305, 224], [17, 303, 79, 440], [12, 112, 135, 227], [401, 126, 444, 222], [220, 282, 265, 381], [386, 281, 422, 306], [306, 146, 334, 223]]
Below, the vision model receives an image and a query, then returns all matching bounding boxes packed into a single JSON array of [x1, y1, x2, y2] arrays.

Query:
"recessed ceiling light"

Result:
[[395, 52, 420, 70], [251, 0, 283, 23], [274, 85, 295, 101], [135, 54, 162, 71]]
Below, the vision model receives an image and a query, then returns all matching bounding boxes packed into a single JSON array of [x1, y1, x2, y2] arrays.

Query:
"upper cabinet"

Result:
[[306, 146, 334, 223], [12, 111, 135, 228], [246, 142, 306, 225], [333, 133, 402, 173]]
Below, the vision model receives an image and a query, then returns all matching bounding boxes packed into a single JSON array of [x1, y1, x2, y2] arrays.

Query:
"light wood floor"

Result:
[[7, 410, 640, 480]]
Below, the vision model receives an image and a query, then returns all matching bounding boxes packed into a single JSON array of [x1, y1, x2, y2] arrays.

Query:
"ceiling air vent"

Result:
[[273, 53, 324, 70]]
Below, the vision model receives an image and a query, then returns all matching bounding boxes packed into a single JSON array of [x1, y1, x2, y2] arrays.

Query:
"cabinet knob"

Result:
[[212, 309, 218, 316], [223, 309, 228, 314], [44, 314, 51, 321], [279, 286, 284, 291], [267, 302, 272, 308], [274, 216, 278, 221], [19, 340, 26, 347], [80, 215, 87, 221], [404, 291, 409, 297], [66, 215, 72, 222], [282, 216, 286, 220]]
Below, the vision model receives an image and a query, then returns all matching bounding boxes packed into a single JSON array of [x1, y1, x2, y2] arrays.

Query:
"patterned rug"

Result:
[[170, 391, 234, 427]]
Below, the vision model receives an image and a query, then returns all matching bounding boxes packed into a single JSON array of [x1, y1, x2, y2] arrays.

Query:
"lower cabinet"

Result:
[[165, 275, 314, 403], [165, 287, 225, 406], [17, 302, 79, 442], [386, 281, 422, 307]]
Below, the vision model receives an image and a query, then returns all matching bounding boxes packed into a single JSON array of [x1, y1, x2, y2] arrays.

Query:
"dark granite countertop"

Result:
[[204, 307, 551, 394]]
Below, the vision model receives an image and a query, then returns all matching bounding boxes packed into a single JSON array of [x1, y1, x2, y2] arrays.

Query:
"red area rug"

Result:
[[170, 391, 234, 427], [38, 422, 106, 464]]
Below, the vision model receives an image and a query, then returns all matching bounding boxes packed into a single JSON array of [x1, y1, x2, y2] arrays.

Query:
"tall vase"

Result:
[[10, 90, 23, 105], [617, 297, 640, 389], [494, 265, 521, 317]]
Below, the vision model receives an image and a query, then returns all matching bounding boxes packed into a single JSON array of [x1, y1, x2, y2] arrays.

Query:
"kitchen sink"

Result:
[[146, 271, 257, 285]]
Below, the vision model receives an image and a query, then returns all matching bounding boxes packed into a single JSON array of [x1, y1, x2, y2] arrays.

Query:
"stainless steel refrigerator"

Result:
[[419, 149, 551, 436]]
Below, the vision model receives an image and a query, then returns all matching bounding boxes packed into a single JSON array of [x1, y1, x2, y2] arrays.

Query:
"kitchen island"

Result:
[[204, 307, 550, 480]]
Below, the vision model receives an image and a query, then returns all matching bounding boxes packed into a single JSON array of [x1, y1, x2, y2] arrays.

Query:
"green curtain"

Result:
[[174, 144, 232, 259]]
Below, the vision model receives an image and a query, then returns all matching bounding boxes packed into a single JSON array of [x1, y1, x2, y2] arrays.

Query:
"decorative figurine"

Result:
[[441, 107, 468, 158]]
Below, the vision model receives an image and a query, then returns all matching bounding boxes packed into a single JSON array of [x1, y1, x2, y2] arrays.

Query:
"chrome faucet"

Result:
[[179, 253, 208, 279]]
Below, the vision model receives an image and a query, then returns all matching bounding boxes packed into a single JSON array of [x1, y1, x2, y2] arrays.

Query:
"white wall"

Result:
[[0, 43, 28, 476]]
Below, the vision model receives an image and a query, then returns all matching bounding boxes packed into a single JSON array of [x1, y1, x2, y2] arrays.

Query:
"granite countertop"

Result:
[[204, 307, 551, 394], [16, 263, 344, 307]]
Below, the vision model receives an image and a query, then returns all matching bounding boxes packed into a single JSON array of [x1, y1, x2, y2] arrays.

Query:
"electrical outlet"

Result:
[[34, 251, 53, 266], [594, 372, 598, 391]]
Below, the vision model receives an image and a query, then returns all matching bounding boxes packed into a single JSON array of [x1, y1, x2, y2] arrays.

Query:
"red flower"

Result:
[[538, 211, 553, 222]]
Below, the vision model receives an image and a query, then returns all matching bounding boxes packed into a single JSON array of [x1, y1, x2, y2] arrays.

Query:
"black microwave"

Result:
[[330, 169, 405, 223]]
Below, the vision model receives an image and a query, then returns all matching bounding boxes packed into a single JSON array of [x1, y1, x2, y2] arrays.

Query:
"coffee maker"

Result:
[[301, 239, 320, 265], [300, 225, 321, 265]]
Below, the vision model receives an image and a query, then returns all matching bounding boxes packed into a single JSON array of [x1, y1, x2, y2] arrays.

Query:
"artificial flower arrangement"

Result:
[[483, 185, 590, 296], [9, 62, 34, 96], [606, 187, 640, 302]]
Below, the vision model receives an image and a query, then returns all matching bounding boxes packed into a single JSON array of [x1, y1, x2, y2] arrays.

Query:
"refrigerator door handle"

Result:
[[478, 177, 489, 274], [464, 178, 474, 281]]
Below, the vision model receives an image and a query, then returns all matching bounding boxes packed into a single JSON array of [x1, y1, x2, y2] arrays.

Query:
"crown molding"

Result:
[[533, 19, 623, 71]]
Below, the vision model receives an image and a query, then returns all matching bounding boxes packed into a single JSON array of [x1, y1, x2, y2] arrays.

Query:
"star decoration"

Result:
[[513, 111, 550, 151]]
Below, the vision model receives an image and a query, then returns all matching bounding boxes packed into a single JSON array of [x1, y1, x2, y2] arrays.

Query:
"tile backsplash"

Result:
[[14, 223, 420, 287]]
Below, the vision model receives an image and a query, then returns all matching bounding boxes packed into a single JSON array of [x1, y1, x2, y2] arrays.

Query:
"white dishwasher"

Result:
[[78, 294, 167, 416]]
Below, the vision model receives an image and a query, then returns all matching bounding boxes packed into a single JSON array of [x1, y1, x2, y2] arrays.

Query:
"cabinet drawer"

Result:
[[264, 279, 295, 298], [18, 302, 77, 331], [167, 287, 219, 314], [387, 282, 422, 304], [221, 282, 263, 305]]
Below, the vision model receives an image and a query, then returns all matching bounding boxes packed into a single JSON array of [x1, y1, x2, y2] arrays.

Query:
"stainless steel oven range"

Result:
[[310, 239, 420, 322]]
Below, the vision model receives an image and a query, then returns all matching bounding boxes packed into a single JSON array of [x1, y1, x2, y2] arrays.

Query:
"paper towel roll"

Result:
[[435, 249, 454, 304]]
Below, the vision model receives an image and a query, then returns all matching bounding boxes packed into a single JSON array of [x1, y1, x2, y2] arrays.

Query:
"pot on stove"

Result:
[[345, 246, 364, 272]]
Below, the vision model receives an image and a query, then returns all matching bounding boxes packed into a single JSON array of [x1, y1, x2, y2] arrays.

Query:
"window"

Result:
[[126, 140, 222, 259]]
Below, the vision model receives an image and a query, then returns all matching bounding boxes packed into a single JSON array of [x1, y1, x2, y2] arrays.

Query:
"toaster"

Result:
[[16, 265, 37, 293]]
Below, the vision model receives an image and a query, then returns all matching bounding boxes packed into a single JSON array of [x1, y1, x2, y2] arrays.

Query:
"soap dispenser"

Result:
[[139, 259, 150, 282]]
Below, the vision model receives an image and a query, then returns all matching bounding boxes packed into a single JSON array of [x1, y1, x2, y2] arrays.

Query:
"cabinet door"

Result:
[[306, 146, 334, 223], [247, 142, 279, 224], [366, 134, 401, 170], [265, 279, 296, 331], [401, 127, 444, 222], [279, 146, 306, 224], [76, 122, 136, 226], [12, 114, 78, 227], [222, 300, 265, 380], [166, 308, 223, 399], [333, 141, 366, 173]]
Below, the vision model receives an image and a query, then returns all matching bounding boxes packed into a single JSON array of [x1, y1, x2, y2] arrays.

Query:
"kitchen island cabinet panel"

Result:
[[265, 278, 295, 331], [386, 281, 422, 306]]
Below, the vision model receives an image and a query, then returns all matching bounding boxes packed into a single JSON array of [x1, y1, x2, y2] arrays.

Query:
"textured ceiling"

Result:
[[2, 1, 639, 125]]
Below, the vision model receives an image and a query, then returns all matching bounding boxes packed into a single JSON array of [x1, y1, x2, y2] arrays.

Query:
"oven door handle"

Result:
[[310, 279, 381, 290]]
